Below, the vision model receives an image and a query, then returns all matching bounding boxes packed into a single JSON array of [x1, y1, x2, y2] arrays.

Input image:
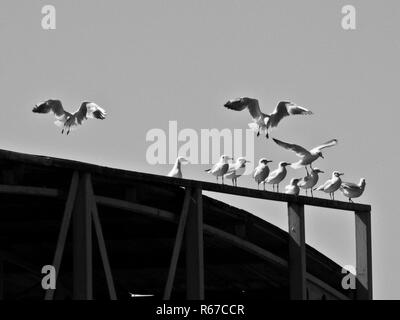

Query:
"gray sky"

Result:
[[0, 0, 399, 299]]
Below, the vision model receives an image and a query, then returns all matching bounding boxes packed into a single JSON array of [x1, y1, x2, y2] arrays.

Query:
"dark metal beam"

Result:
[[288, 203, 306, 300], [0, 185, 61, 198], [45, 171, 79, 300], [355, 210, 373, 300], [163, 187, 192, 300], [89, 180, 117, 300], [72, 173, 93, 300], [185, 187, 204, 300]]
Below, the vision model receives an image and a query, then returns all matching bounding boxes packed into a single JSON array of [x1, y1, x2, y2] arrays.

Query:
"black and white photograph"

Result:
[[0, 0, 398, 313]]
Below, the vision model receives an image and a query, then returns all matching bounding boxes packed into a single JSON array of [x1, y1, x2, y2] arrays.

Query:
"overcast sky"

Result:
[[0, 0, 399, 299]]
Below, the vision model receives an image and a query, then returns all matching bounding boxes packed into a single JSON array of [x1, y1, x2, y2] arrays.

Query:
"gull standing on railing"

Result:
[[224, 97, 313, 139], [298, 168, 324, 197], [224, 157, 250, 186], [205, 155, 232, 184], [167, 157, 189, 178], [253, 158, 273, 190], [264, 161, 291, 192], [314, 171, 344, 200], [340, 178, 366, 202], [285, 178, 301, 195]]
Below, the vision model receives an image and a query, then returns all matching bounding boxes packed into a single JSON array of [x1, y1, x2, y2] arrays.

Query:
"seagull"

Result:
[[285, 178, 301, 195], [224, 97, 313, 138], [205, 155, 232, 184], [253, 158, 273, 190], [340, 178, 366, 202], [264, 161, 291, 192], [314, 171, 344, 200], [224, 157, 250, 186], [273, 138, 338, 174], [298, 168, 324, 197], [167, 156, 189, 178], [32, 99, 106, 135]]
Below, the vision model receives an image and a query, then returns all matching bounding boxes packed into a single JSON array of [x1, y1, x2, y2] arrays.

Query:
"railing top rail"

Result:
[[0, 148, 371, 212]]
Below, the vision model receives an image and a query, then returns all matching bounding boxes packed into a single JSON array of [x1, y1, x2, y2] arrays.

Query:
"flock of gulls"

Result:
[[167, 97, 366, 202], [32, 98, 366, 203]]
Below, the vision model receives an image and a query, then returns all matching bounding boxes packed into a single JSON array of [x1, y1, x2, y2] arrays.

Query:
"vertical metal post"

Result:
[[73, 173, 93, 300], [288, 203, 306, 300], [163, 187, 192, 300], [185, 187, 204, 300], [355, 210, 372, 300], [45, 171, 79, 300]]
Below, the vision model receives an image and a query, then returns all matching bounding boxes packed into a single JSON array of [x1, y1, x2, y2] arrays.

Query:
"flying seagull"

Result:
[[298, 168, 324, 197], [264, 161, 291, 192], [224, 157, 250, 186], [285, 178, 301, 195], [224, 97, 313, 138], [340, 178, 366, 203], [205, 155, 232, 184], [167, 156, 189, 178], [253, 158, 273, 190], [314, 171, 344, 200], [32, 99, 106, 135], [273, 138, 338, 174]]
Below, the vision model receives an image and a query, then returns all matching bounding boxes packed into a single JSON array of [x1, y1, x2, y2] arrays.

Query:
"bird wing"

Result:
[[273, 138, 310, 157], [224, 98, 262, 120], [340, 182, 358, 190], [269, 101, 313, 127], [74, 102, 107, 125], [33, 100, 66, 118], [311, 139, 338, 153], [316, 179, 330, 191]]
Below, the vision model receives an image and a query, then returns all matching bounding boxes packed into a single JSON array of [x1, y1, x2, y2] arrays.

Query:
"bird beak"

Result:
[[340, 173, 344, 176], [320, 170, 325, 173], [320, 154, 324, 159]]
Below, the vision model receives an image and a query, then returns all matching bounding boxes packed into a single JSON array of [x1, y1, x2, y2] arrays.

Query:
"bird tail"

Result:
[[291, 162, 303, 170], [248, 123, 259, 132]]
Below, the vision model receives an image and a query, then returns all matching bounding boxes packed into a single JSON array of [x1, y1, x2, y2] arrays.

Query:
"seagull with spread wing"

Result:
[[273, 138, 338, 174], [224, 97, 313, 138], [32, 99, 107, 135]]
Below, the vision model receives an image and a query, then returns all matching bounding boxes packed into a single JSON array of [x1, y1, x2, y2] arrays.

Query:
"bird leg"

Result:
[[349, 198, 353, 203], [263, 183, 266, 191], [311, 189, 313, 198], [305, 167, 309, 175], [277, 184, 279, 193], [305, 189, 308, 196], [257, 131, 260, 137], [332, 193, 335, 201], [266, 131, 269, 139]]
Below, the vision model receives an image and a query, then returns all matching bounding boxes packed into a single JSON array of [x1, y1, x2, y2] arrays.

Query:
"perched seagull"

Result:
[[167, 156, 189, 178], [224, 97, 312, 138], [264, 161, 291, 192], [340, 178, 366, 203], [298, 168, 324, 197], [314, 171, 344, 200], [273, 138, 338, 174], [285, 178, 301, 195], [253, 158, 273, 190], [32, 99, 106, 135], [205, 155, 232, 184], [224, 157, 250, 186]]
